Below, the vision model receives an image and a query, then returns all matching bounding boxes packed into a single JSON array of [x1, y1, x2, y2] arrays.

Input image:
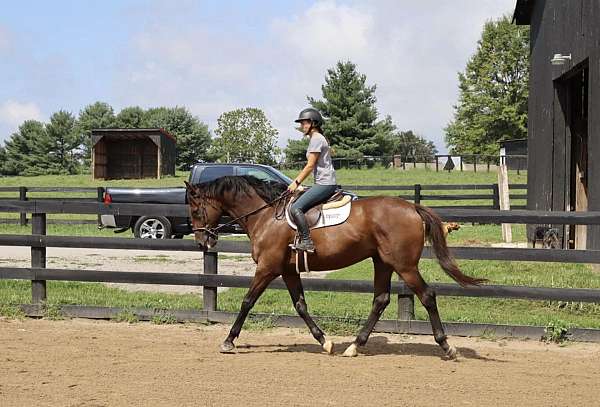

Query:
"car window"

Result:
[[237, 167, 279, 183], [196, 166, 234, 183]]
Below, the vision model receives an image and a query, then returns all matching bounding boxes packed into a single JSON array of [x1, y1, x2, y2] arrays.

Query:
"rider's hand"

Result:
[[287, 181, 298, 192]]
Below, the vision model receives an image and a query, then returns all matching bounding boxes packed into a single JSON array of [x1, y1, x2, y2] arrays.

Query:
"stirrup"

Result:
[[292, 239, 315, 253]]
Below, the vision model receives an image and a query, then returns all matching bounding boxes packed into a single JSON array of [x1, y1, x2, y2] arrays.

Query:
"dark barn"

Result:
[[514, 0, 600, 249], [91, 128, 176, 180], [500, 138, 527, 170]]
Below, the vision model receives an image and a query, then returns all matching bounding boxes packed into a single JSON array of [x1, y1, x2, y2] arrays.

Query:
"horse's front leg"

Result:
[[282, 271, 334, 354], [220, 267, 279, 353]]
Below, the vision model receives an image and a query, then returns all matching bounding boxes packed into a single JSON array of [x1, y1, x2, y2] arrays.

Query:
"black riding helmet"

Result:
[[295, 108, 324, 128]]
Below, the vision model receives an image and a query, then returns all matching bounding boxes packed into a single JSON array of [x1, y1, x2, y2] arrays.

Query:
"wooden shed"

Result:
[[91, 128, 176, 180], [514, 0, 600, 249]]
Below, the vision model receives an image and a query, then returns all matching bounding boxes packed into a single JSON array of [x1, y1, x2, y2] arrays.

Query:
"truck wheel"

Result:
[[134, 216, 172, 239]]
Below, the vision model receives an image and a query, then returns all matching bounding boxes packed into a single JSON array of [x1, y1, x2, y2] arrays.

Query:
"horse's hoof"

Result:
[[322, 340, 334, 355], [342, 343, 358, 357], [444, 346, 458, 360], [220, 341, 235, 353]]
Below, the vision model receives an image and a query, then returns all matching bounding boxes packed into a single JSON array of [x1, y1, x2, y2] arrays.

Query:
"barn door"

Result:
[[566, 67, 589, 249]]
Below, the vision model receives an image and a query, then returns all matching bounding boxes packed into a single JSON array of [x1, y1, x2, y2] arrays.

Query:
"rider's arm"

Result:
[[294, 152, 319, 185]]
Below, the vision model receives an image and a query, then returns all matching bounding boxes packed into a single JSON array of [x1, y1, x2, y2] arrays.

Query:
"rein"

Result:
[[191, 190, 292, 246]]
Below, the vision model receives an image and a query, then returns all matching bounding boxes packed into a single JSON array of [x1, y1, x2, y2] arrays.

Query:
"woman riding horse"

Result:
[[287, 108, 337, 253]]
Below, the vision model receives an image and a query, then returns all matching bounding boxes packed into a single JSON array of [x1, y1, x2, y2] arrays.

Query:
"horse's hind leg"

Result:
[[282, 271, 333, 354], [343, 257, 392, 357], [399, 267, 457, 359]]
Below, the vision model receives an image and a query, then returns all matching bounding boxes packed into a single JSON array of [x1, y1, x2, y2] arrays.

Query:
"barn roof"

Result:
[[91, 128, 176, 142], [513, 0, 535, 25]]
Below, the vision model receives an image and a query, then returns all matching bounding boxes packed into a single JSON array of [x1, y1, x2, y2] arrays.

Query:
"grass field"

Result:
[[0, 167, 527, 228]]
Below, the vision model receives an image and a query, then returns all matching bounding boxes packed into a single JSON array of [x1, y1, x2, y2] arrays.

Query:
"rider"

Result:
[[287, 108, 337, 253]]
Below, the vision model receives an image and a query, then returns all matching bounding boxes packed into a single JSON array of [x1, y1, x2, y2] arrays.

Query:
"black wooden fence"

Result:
[[0, 184, 527, 227], [1, 200, 599, 341]]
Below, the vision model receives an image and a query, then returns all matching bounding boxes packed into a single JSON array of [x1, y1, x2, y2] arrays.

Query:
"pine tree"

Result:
[[309, 61, 388, 158], [0, 145, 7, 175], [445, 15, 529, 155], [3, 120, 51, 175], [45, 110, 81, 174]]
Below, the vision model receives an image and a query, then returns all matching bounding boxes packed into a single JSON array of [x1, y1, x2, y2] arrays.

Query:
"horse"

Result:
[[184, 176, 485, 359]]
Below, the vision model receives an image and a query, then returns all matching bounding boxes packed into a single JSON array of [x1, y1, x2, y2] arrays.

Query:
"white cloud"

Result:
[[0, 100, 43, 127], [113, 0, 516, 153]]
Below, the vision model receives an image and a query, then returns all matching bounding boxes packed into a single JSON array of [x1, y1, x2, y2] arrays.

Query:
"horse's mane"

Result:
[[194, 175, 287, 203]]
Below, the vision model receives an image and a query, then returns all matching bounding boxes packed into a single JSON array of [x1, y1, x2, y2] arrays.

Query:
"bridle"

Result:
[[191, 190, 292, 248]]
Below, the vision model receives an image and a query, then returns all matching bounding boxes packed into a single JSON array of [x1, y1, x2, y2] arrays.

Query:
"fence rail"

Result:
[[1, 201, 600, 341], [0, 183, 528, 227]]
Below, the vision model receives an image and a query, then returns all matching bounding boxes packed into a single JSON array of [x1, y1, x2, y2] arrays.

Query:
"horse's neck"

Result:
[[223, 193, 273, 238]]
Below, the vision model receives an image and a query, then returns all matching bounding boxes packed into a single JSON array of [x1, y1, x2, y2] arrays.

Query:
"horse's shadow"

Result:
[[235, 336, 504, 362]]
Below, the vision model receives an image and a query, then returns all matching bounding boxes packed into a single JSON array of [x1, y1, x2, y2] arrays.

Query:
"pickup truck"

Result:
[[100, 163, 294, 239]]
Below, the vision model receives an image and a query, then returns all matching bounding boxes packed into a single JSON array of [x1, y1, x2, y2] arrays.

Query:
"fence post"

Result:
[[398, 295, 415, 321], [414, 184, 422, 204], [203, 251, 218, 312], [492, 184, 500, 210], [435, 156, 439, 172], [474, 156, 477, 173], [19, 186, 28, 226], [97, 187, 104, 227], [31, 212, 47, 304]]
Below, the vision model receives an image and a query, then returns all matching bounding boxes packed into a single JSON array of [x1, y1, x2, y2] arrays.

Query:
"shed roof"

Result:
[[91, 128, 176, 142]]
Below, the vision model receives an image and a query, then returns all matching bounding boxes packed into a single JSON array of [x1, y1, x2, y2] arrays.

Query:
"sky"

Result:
[[0, 0, 517, 154]]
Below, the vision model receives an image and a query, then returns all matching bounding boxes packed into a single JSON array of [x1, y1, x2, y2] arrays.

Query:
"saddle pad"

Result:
[[286, 199, 352, 230]]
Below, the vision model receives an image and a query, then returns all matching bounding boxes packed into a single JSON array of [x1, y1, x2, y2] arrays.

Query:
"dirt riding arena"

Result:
[[1, 318, 599, 406]]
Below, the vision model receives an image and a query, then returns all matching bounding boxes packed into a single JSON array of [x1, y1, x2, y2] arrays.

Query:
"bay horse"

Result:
[[185, 176, 484, 359]]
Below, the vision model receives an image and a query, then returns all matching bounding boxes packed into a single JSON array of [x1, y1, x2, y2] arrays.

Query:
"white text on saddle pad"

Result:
[[286, 199, 352, 230]]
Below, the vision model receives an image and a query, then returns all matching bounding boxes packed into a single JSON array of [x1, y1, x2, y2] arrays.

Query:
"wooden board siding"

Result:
[[91, 129, 176, 180], [522, 0, 600, 249]]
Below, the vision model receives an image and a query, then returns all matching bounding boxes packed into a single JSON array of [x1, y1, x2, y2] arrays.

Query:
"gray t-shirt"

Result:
[[306, 133, 336, 185]]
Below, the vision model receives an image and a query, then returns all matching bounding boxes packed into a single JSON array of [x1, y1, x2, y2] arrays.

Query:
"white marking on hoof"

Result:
[[322, 340, 334, 354], [445, 346, 457, 360], [342, 343, 358, 357], [219, 341, 235, 353]]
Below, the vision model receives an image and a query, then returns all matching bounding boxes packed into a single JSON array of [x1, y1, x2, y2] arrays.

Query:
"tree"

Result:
[[445, 15, 529, 156], [115, 106, 147, 128], [391, 130, 438, 161], [45, 110, 80, 174], [210, 108, 280, 164], [309, 61, 392, 157], [0, 145, 7, 175], [146, 106, 212, 169], [75, 102, 116, 167], [283, 137, 309, 165], [2, 120, 51, 175]]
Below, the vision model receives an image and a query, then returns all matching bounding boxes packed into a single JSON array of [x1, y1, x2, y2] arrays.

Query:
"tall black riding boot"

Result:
[[290, 208, 315, 252]]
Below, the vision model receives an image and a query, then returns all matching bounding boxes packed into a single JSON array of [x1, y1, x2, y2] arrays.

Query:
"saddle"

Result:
[[285, 189, 354, 230]]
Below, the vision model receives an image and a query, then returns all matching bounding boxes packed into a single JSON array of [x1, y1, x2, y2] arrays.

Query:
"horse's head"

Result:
[[185, 181, 224, 249]]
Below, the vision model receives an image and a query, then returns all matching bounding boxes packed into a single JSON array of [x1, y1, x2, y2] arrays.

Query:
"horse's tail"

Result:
[[414, 204, 486, 287]]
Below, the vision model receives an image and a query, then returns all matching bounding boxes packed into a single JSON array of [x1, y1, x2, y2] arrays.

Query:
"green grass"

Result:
[[282, 167, 527, 186], [217, 259, 600, 330], [0, 279, 202, 310]]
